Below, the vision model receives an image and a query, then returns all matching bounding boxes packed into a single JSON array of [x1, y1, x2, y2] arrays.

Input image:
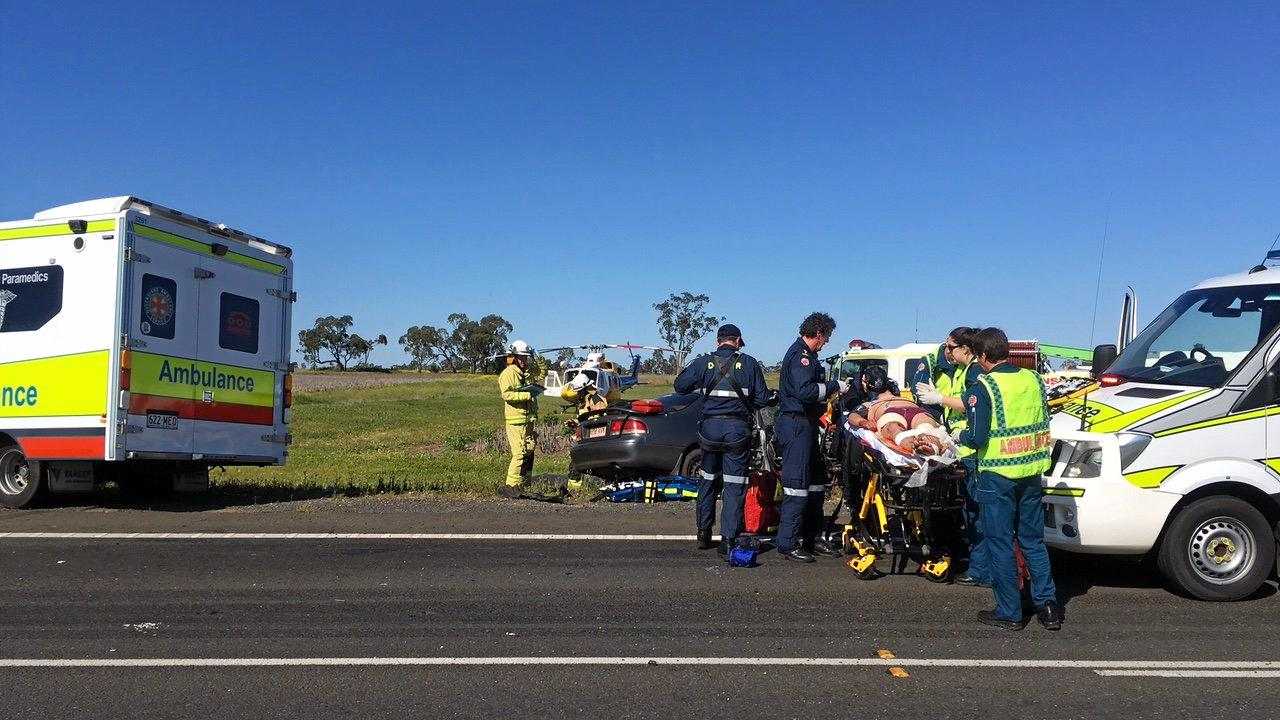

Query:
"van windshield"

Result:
[[1107, 283, 1280, 388]]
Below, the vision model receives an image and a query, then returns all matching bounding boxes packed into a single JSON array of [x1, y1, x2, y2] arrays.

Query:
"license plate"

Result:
[[146, 412, 179, 430], [1043, 503, 1057, 529], [588, 426, 606, 439]]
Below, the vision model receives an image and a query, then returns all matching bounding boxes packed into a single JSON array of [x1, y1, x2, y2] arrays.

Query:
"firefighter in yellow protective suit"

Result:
[[498, 340, 541, 498]]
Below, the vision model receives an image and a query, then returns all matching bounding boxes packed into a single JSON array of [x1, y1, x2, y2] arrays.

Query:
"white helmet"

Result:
[[508, 340, 533, 357]]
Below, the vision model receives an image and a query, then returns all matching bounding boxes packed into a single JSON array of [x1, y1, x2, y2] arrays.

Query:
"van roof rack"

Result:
[[32, 196, 292, 258]]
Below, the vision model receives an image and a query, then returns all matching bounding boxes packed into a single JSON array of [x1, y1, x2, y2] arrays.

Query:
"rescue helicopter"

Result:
[[537, 342, 674, 420]]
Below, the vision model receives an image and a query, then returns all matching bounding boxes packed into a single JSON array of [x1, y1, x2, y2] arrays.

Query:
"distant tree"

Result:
[[347, 334, 388, 367], [298, 315, 357, 370], [640, 349, 675, 374], [553, 347, 579, 369], [653, 292, 723, 373], [400, 314, 514, 373], [399, 325, 458, 371], [450, 313, 514, 372]]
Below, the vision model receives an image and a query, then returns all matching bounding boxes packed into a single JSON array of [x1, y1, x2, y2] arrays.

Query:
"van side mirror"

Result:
[[1091, 344, 1118, 378]]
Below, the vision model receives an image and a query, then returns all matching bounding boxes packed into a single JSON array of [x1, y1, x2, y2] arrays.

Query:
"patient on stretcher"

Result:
[[845, 366, 951, 458]]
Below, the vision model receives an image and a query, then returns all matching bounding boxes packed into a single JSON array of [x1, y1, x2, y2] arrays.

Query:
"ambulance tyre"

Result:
[[678, 448, 703, 480], [0, 441, 42, 509], [1157, 496, 1275, 601]]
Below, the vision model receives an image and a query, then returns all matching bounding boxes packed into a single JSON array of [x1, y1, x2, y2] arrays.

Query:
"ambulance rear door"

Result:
[[191, 240, 286, 463], [122, 216, 200, 457]]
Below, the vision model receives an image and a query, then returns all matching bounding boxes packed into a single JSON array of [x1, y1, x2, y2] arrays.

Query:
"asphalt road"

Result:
[[3, 504, 1280, 719]]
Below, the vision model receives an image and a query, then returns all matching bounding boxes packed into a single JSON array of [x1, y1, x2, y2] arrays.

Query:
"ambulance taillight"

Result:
[[120, 349, 132, 391], [283, 373, 294, 409]]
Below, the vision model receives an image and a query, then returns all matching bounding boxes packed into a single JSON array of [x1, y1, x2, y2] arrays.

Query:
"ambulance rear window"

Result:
[[219, 293, 260, 354]]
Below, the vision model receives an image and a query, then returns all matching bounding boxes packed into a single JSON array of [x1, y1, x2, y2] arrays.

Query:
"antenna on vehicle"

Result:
[[1248, 231, 1280, 273], [1088, 209, 1111, 347]]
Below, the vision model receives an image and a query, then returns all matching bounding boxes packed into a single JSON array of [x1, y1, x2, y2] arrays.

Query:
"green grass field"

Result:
[[215, 373, 676, 498]]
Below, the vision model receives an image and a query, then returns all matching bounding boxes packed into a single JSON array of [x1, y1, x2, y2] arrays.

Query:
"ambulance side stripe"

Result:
[[1123, 466, 1182, 489], [129, 352, 275, 409], [1090, 389, 1212, 433], [8, 428, 108, 461], [132, 224, 285, 275], [128, 394, 273, 426], [0, 220, 116, 242], [1152, 406, 1280, 438], [0, 351, 110, 418]]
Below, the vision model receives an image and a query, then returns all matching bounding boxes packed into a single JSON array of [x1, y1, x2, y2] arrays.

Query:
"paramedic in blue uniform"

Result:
[[674, 324, 772, 555], [957, 327, 1063, 631], [774, 312, 850, 563]]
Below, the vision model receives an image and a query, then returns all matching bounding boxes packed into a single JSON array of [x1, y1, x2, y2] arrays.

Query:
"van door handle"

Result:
[[194, 268, 215, 280]]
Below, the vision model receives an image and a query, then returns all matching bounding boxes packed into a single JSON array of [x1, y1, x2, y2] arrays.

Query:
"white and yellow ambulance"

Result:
[[1045, 263, 1280, 600], [0, 197, 295, 508]]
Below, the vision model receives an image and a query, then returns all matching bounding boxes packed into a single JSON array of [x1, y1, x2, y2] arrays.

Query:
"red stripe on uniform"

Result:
[[19, 435, 106, 460], [128, 394, 274, 426]]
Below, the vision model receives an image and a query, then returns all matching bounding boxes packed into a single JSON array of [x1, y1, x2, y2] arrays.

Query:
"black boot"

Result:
[[697, 528, 714, 550], [780, 548, 816, 563], [810, 538, 841, 557], [1036, 601, 1064, 631]]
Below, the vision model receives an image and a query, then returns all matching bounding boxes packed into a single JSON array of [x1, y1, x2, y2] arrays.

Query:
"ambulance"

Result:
[[1045, 261, 1280, 600], [0, 197, 295, 508]]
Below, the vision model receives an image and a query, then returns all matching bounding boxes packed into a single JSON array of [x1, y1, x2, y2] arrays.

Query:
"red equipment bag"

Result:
[[743, 470, 780, 534]]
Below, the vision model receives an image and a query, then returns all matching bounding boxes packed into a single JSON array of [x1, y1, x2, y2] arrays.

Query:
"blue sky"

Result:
[[4, 2, 1278, 364]]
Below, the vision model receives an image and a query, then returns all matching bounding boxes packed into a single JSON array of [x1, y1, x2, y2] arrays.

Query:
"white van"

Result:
[[1044, 264, 1280, 600], [827, 342, 941, 398], [0, 197, 295, 508]]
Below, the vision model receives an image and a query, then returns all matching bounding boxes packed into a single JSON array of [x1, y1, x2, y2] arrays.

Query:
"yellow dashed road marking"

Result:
[[878, 648, 909, 678]]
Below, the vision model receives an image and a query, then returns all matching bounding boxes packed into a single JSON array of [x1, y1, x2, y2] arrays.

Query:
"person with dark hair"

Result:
[[910, 326, 970, 418], [774, 312, 850, 562], [674, 323, 772, 555], [958, 327, 1063, 631], [916, 326, 990, 586]]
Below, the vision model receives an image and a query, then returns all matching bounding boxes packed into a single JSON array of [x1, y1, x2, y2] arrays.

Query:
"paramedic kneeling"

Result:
[[958, 328, 1062, 630], [775, 312, 850, 563], [674, 324, 772, 555]]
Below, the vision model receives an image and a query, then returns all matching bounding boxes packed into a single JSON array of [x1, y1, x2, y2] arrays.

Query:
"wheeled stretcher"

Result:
[[840, 429, 967, 582]]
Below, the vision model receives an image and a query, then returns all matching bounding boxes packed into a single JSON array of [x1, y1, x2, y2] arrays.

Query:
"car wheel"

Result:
[[1157, 495, 1276, 601], [678, 447, 703, 479], [0, 442, 42, 509]]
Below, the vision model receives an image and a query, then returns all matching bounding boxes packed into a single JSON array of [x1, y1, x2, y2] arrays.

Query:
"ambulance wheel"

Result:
[[1157, 496, 1276, 601], [0, 442, 42, 509], [677, 448, 703, 479]]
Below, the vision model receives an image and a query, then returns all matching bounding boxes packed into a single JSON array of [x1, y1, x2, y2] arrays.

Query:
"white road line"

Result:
[[0, 533, 703, 541], [1097, 670, 1280, 678], [2, 657, 1279, 669]]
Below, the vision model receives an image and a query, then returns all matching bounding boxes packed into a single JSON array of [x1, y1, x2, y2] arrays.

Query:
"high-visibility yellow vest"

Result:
[[944, 362, 970, 428], [948, 362, 974, 458], [498, 364, 538, 426], [975, 368, 1052, 478]]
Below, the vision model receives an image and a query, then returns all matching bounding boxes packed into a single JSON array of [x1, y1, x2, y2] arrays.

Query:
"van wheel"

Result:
[[678, 448, 703, 480], [0, 442, 42, 509], [1157, 496, 1276, 601]]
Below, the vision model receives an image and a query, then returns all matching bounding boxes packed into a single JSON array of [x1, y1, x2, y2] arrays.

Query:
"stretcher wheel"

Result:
[[920, 556, 953, 584], [847, 554, 881, 580]]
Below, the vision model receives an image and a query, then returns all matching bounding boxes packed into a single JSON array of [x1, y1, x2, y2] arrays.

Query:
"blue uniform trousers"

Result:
[[774, 413, 825, 553], [696, 416, 751, 543], [974, 470, 1058, 621], [961, 458, 991, 582]]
